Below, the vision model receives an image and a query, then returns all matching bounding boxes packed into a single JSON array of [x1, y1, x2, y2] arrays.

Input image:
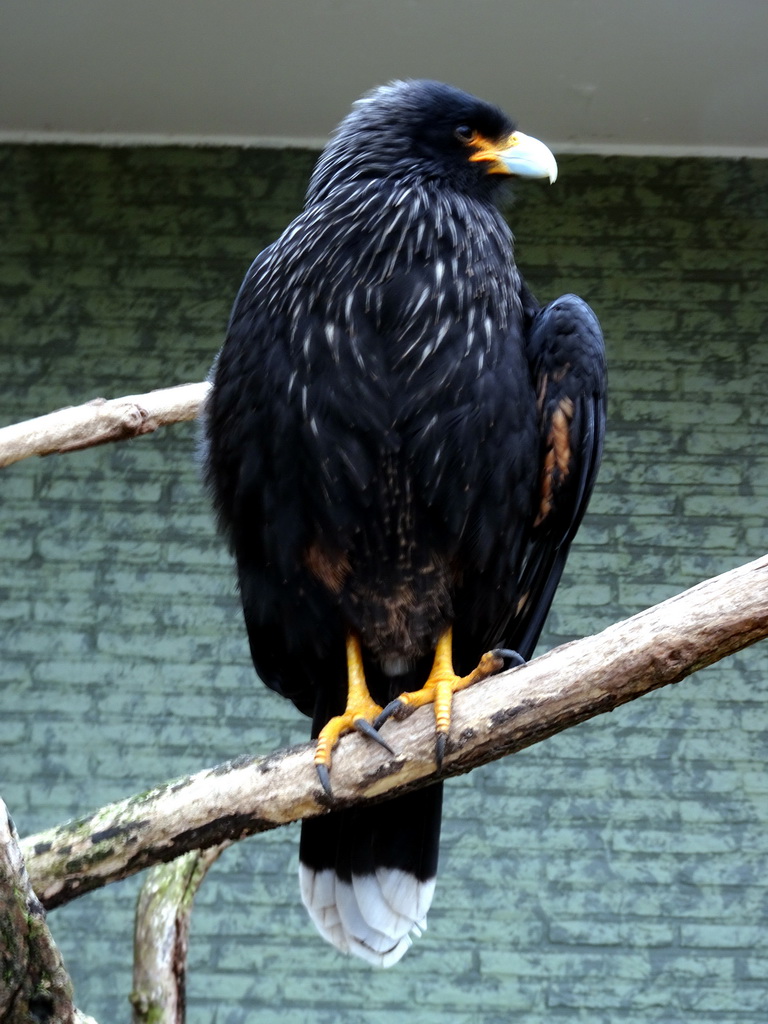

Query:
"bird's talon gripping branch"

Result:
[[313, 633, 392, 796], [354, 716, 396, 753], [492, 648, 526, 668], [379, 628, 508, 768], [373, 697, 411, 729], [315, 762, 333, 799], [435, 731, 448, 771], [473, 650, 505, 677]]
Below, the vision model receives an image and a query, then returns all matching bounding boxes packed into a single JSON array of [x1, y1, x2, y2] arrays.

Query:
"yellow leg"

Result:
[[314, 633, 394, 796], [375, 627, 505, 766]]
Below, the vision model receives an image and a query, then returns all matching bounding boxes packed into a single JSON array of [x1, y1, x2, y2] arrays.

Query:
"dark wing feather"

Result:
[[508, 292, 607, 657], [202, 244, 349, 718]]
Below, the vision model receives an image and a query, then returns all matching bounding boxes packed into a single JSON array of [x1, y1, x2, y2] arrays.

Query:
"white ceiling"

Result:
[[2, 0, 767, 157]]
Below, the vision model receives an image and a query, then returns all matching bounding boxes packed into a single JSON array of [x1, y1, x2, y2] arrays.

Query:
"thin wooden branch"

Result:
[[0, 799, 97, 1024], [130, 844, 228, 1024], [0, 382, 211, 468], [21, 553, 768, 912]]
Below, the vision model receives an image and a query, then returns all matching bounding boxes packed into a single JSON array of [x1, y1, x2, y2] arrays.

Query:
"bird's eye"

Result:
[[454, 125, 478, 145]]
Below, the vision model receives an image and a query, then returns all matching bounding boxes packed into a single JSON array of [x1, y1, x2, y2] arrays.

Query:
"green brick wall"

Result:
[[1, 144, 767, 1023]]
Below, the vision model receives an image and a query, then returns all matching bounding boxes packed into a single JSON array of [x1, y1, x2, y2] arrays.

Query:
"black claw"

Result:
[[435, 731, 447, 771], [354, 717, 396, 755], [492, 648, 526, 668], [373, 699, 407, 730], [315, 763, 333, 799]]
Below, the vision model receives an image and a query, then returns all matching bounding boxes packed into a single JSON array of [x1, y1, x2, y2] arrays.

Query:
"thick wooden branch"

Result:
[[21, 553, 768, 912], [0, 799, 97, 1024], [0, 382, 211, 468], [130, 845, 227, 1024]]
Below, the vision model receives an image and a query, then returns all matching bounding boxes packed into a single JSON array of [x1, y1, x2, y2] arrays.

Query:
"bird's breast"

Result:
[[269, 185, 529, 661]]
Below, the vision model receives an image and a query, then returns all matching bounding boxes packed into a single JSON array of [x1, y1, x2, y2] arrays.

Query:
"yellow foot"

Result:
[[374, 629, 520, 768], [315, 633, 395, 797]]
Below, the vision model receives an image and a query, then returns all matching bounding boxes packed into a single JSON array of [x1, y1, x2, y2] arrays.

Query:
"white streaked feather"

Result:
[[299, 866, 349, 952], [324, 321, 340, 364], [299, 863, 436, 968], [407, 283, 431, 323], [302, 329, 313, 362], [351, 873, 415, 937], [334, 881, 381, 940], [375, 867, 436, 925], [349, 932, 413, 970], [483, 314, 494, 352]]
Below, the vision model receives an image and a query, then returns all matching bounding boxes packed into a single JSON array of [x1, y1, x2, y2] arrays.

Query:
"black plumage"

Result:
[[202, 79, 606, 966]]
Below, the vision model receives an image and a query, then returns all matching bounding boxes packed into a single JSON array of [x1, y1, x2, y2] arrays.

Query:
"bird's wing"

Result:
[[506, 292, 607, 658], [202, 241, 350, 718]]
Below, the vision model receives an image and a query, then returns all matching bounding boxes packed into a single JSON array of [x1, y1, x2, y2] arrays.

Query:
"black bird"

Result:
[[202, 80, 606, 966]]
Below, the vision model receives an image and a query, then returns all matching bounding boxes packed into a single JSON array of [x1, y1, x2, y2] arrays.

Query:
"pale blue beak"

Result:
[[470, 130, 558, 183]]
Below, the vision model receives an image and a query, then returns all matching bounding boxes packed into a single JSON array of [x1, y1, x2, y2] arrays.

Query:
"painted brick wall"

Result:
[[1, 144, 767, 1023]]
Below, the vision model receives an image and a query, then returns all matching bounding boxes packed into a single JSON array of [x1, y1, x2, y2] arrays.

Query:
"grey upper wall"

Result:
[[4, 1, 768, 156], [1, 145, 767, 1023]]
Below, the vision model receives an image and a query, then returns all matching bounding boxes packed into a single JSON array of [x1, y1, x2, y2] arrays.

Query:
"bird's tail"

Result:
[[298, 783, 443, 967]]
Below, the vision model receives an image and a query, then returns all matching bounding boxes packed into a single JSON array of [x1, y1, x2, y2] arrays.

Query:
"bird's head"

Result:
[[306, 79, 557, 204]]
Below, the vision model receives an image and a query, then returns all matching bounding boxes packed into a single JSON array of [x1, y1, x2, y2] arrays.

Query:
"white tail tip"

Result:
[[299, 864, 436, 968]]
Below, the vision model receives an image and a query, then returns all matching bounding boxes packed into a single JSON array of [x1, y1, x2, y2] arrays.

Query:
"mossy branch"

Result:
[[0, 799, 97, 1024], [20, 552, 768, 912], [130, 846, 228, 1024]]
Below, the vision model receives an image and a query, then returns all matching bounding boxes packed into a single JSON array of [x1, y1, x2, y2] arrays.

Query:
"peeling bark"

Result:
[[21, 552, 768, 912], [0, 800, 97, 1024]]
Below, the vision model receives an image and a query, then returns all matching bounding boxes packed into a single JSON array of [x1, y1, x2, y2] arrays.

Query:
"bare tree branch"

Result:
[[0, 382, 211, 468], [6, 393, 762, 1017], [130, 845, 228, 1024], [22, 553, 768, 912], [0, 799, 97, 1024]]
